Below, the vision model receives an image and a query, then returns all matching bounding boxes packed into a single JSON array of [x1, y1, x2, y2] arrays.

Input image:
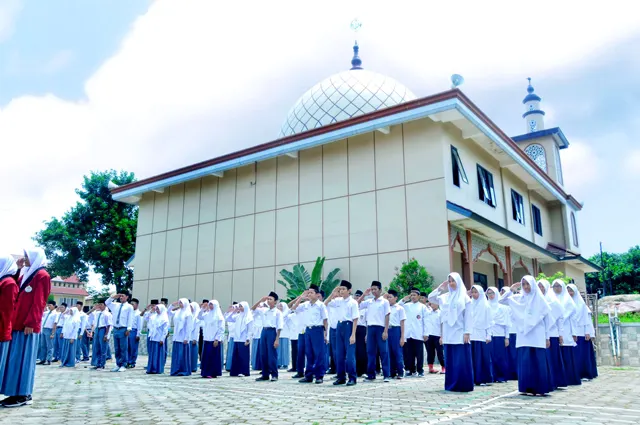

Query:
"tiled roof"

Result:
[[50, 286, 89, 296]]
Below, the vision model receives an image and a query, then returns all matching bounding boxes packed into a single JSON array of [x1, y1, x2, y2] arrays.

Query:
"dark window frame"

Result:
[[532, 205, 543, 236], [476, 165, 497, 207], [473, 272, 488, 290], [571, 212, 579, 247], [451, 146, 468, 187], [511, 189, 525, 225]]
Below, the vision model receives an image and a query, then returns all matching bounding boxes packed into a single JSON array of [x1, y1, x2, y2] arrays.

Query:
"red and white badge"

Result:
[[25, 285, 33, 293]]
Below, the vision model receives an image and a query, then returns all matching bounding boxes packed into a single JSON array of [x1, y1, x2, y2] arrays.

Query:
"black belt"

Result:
[[307, 325, 323, 329], [337, 320, 353, 324], [369, 325, 384, 328], [389, 326, 400, 328], [114, 326, 126, 330], [263, 327, 276, 330]]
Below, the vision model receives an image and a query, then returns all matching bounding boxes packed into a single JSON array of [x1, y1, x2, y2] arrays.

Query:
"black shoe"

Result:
[[0, 396, 16, 406], [364, 377, 376, 382], [333, 380, 346, 385], [287, 368, 296, 372], [37, 360, 45, 365], [3, 395, 31, 408], [327, 369, 336, 374], [292, 373, 304, 379], [347, 380, 357, 386], [51, 359, 59, 363], [298, 378, 313, 383], [255, 376, 270, 381], [45, 361, 51, 365], [315, 378, 324, 384]]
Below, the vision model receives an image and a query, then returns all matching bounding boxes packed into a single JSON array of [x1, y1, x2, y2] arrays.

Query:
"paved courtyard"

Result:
[[4, 357, 640, 425]]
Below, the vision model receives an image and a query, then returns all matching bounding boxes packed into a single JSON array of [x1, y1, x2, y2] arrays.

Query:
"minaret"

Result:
[[522, 77, 545, 133]]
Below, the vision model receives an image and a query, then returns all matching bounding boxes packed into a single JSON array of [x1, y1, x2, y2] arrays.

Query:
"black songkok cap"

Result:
[[388, 289, 399, 298], [354, 290, 363, 297], [268, 291, 279, 301], [150, 299, 159, 305], [340, 280, 352, 290], [371, 281, 382, 289]]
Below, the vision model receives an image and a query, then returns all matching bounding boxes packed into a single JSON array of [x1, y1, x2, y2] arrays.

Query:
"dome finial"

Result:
[[527, 77, 534, 93], [350, 41, 363, 70]]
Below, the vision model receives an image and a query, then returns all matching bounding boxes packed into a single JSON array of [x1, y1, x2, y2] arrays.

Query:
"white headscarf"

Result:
[[190, 301, 201, 319], [440, 272, 470, 326], [538, 279, 564, 323], [278, 301, 290, 317], [21, 247, 47, 286], [209, 300, 224, 322], [0, 255, 18, 278], [487, 286, 508, 326], [236, 301, 254, 332], [173, 298, 192, 336], [552, 279, 576, 321], [62, 307, 81, 335], [567, 284, 591, 327], [153, 304, 170, 330], [521, 275, 551, 334], [470, 285, 492, 330]]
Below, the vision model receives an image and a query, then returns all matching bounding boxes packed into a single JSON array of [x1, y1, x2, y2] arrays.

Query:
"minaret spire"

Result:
[[349, 18, 363, 70], [522, 77, 545, 133]]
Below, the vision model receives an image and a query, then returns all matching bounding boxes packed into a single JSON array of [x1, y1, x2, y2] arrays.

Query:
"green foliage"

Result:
[[277, 257, 341, 302], [536, 271, 571, 284], [34, 170, 137, 293], [47, 293, 55, 303], [87, 285, 112, 302], [586, 246, 640, 295], [598, 312, 640, 324], [387, 258, 434, 298]]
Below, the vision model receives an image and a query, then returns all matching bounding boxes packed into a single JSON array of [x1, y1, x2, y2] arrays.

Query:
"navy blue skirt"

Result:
[[225, 338, 234, 371], [146, 341, 166, 374], [489, 336, 509, 382], [190, 342, 199, 372], [170, 341, 192, 376], [60, 339, 76, 367], [576, 336, 598, 380], [561, 345, 582, 386], [444, 344, 474, 392], [547, 337, 567, 389], [507, 333, 518, 380], [517, 346, 554, 395], [471, 340, 493, 385], [201, 340, 223, 378]]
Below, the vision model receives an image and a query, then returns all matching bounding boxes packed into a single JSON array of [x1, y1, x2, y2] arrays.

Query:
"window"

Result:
[[532, 205, 543, 236], [498, 278, 505, 289], [451, 146, 468, 187], [571, 212, 579, 247], [473, 272, 488, 290], [476, 165, 497, 207], [511, 189, 525, 225], [524, 143, 547, 172]]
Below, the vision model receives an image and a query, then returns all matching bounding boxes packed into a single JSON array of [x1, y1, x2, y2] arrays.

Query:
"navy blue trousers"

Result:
[[260, 328, 278, 378], [388, 327, 404, 378], [304, 327, 326, 380], [113, 327, 129, 368], [336, 321, 357, 382], [296, 332, 307, 374], [366, 325, 390, 379], [127, 329, 139, 367], [355, 326, 367, 376], [329, 327, 337, 372], [53, 327, 63, 360]]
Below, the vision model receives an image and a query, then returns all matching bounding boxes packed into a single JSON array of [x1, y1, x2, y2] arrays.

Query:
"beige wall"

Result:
[[132, 119, 451, 306], [540, 262, 587, 293]]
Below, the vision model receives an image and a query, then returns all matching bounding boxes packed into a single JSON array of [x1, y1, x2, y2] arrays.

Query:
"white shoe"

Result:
[[118, 366, 126, 372], [111, 366, 120, 372], [383, 377, 390, 383]]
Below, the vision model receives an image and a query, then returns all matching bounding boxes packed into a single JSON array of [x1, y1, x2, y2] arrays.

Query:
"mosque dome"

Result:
[[278, 43, 417, 138]]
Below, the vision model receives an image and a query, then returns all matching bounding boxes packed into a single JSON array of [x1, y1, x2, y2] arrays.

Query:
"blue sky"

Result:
[[0, 0, 638, 281]]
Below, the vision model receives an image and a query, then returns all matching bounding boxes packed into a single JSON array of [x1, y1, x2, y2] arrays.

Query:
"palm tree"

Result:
[[277, 257, 341, 301]]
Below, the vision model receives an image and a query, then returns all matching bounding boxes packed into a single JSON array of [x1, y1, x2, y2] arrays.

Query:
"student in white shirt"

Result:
[[146, 304, 169, 374], [567, 283, 598, 381], [142, 299, 159, 369], [106, 292, 135, 372], [425, 302, 444, 374], [469, 285, 493, 386], [429, 272, 474, 392], [325, 281, 359, 386], [537, 280, 566, 390], [385, 290, 406, 379], [170, 298, 195, 376], [225, 301, 238, 372], [198, 300, 225, 378], [358, 281, 391, 382], [250, 310, 264, 371], [400, 288, 429, 377], [60, 307, 81, 368], [500, 276, 554, 395], [127, 298, 144, 369], [189, 302, 202, 373], [291, 285, 328, 384], [486, 287, 509, 383], [74, 302, 89, 363], [353, 289, 367, 377], [225, 301, 253, 377], [277, 302, 293, 370], [52, 303, 67, 362], [551, 280, 581, 386], [252, 292, 284, 382], [500, 286, 518, 380], [37, 301, 58, 365], [89, 299, 112, 370]]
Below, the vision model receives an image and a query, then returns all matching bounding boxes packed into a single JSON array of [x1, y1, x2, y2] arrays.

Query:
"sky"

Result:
[[1, 0, 639, 287]]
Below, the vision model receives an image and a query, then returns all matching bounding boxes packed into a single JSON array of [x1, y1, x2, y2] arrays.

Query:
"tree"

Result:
[[277, 257, 341, 302], [536, 271, 570, 285], [586, 246, 640, 295], [34, 170, 137, 293], [387, 258, 434, 298]]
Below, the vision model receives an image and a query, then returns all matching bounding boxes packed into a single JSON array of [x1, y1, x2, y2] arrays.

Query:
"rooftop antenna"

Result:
[[451, 74, 464, 89]]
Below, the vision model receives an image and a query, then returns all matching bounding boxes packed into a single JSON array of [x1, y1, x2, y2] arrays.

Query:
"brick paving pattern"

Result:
[[4, 357, 639, 425]]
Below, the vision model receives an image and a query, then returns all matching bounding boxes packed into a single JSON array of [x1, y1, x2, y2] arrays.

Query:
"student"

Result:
[[80, 306, 91, 362], [400, 288, 428, 377], [486, 287, 509, 383], [252, 292, 284, 381], [59, 307, 81, 368], [500, 276, 554, 396], [567, 284, 598, 381], [0, 255, 19, 389], [190, 302, 202, 373], [161, 297, 170, 363], [127, 298, 143, 368], [469, 285, 493, 386], [53, 303, 67, 362], [277, 302, 293, 370], [325, 281, 359, 386], [198, 300, 225, 378], [74, 302, 88, 363], [287, 294, 307, 379], [425, 302, 445, 374], [500, 287, 518, 380], [225, 301, 253, 377], [250, 307, 263, 371], [199, 299, 208, 362], [1, 248, 51, 408], [142, 300, 158, 369], [537, 280, 567, 390], [170, 298, 195, 376], [551, 280, 581, 386], [90, 300, 112, 370], [357, 281, 391, 382], [292, 286, 328, 384], [385, 290, 406, 380], [429, 272, 474, 393], [147, 304, 169, 374], [353, 289, 367, 377], [225, 301, 238, 372], [105, 292, 134, 373], [37, 301, 58, 365]]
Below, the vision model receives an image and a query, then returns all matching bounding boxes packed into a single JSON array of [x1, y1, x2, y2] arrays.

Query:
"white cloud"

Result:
[[560, 140, 603, 193], [0, 0, 21, 43], [1, 0, 640, 266], [624, 150, 640, 178]]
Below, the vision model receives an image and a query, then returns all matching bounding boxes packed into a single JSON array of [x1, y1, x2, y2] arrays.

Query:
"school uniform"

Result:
[[429, 273, 474, 392], [487, 287, 509, 382], [388, 303, 406, 379], [568, 284, 598, 380], [142, 309, 156, 369], [401, 300, 428, 376], [225, 321, 235, 372], [225, 302, 253, 377], [326, 304, 338, 374], [190, 303, 202, 373], [38, 309, 58, 363], [60, 309, 81, 367], [127, 310, 143, 368], [250, 314, 263, 371], [506, 309, 518, 380], [53, 311, 66, 361], [170, 299, 195, 376], [254, 305, 284, 380], [553, 281, 581, 386], [0, 260, 19, 390], [198, 301, 225, 378], [360, 296, 391, 380], [74, 310, 88, 362], [296, 300, 328, 382], [355, 309, 367, 377], [91, 310, 112, 369], [424, 307, 445, 373], [147, 305, 169, 374], [293, 309, 308, 376], [500, 277, 554, 396], [327, 296, 359, 383], [80, 312, 91, 361], [1, 251, 51, 406], [105, 297, 134, 370], [540, 281, 568, 389], [277, 303, 294, 369], [469, 285, 493, 386]]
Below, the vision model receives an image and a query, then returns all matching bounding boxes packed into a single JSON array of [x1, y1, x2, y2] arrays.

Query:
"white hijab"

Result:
[[278, 301, 290, 317], [63, 307, 81, 335], [173, 298, 192, 335], [152, 304, 170, 331], [0, 255, 18, 278], [487, 286, 508, 326], [236, 301, 254, 332], [552, 279, 576, 321], [567, 284, 591, 326], [470, 285, 492, 330], [209, 300, 224, 322], [538, 280, 564, 323], [440, 272, 470, 326], [521, 275, 551, 334], [21, 247, 47, 286]]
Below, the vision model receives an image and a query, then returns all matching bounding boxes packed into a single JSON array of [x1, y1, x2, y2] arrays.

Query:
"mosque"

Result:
[[111, 40, 600, 307]]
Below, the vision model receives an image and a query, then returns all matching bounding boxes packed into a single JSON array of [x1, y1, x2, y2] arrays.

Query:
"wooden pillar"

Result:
[[463, 230, 473, 290], [448, 222, 454, 272], [532, 258, 539, 277], [493, 264, 499, 288], [505, 246, 513, 287]]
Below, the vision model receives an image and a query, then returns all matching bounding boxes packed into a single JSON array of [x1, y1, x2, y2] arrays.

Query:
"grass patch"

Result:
[[74, 380, 82, 384], [598, 312, 640, 324], [612, 367, 632, 371]]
